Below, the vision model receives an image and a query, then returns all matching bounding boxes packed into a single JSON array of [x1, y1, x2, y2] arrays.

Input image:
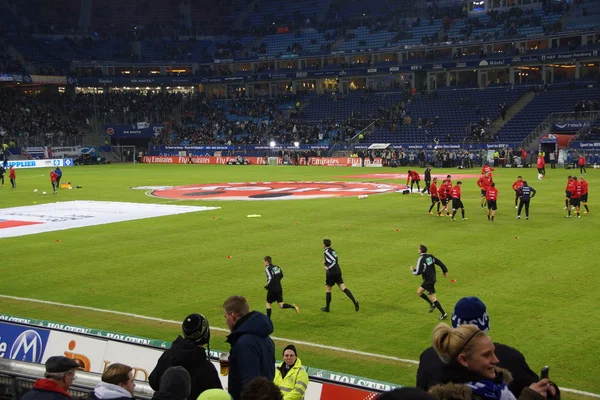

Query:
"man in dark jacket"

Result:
[[21, 356, 80, 400], [151, 366, 191, 400], [416, 296, 538, 397], [223, 295, 275, 400], [149, 314, 222, 400], [421, 165, 432, 195]]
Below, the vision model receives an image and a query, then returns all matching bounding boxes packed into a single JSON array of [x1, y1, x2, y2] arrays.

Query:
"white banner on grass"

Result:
[[0, 201, 220, 238]]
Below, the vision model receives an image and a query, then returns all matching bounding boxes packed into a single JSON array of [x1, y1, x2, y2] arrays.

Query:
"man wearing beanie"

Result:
[[149, 314, 222, 400], [21, 356, 80, 400], [273, 345, 309, 400], [151, 366, 191, 400], [416, 296, 539, 397]]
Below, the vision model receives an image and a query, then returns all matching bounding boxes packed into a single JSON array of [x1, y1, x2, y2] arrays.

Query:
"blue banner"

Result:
[[104, 124, 166, 138], [552, 121, 591, 131], [570, 141, 600, 149], [0, 322, 50, 363]]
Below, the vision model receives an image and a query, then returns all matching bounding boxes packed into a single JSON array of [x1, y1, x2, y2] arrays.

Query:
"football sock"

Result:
[[266, 308, 272, 319], [451, 210, 457, 219], [282, 303, 294, 309], [461, 209, 465, 218], [428, 204, 434, 213], [343, 288, 357, 303], [565, 199, 569, 208], [491, 215, 494, 221], [567, 209, 571, 216], [585, 205, 589, 212], [437, 203, 440, 213], [434, 300, 445, 315], [325, 292, 332, 309], [487, 214, 490, 220], [420, 293, 433, 305]]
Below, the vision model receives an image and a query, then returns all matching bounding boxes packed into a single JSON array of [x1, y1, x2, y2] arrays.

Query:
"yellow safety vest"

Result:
[[273, 359, 309, 400]]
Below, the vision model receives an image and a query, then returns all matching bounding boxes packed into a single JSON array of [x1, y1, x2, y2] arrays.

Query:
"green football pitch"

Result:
[[1, 164, 599, 397]]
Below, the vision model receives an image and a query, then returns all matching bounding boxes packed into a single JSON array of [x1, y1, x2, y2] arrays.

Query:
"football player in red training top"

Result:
[[512, 176, 524, 209], [428, 177, 441, 215], [580, 176, 590, 214], [450, 181, 467, 221], [537, 155, 546, 180], [437, 175, 452, 217], [50, 169, 59, 195], [565, 176, 576, 210], [481, 163, 494, 178], [485, 182, 499, 221], [567, 178, 583, 218], [406, 170, 421, 193], [477, 172, 492, 209], [578, 154, 587, 175]]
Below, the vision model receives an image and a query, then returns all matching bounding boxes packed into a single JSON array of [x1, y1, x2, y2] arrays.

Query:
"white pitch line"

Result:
[[1, 294, 599, 398]]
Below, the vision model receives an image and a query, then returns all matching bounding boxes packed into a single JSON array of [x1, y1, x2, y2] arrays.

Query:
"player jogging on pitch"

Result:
[[321, 239, 359, 313], [410, 245, 448, 320], [264, 256, 299, 319]]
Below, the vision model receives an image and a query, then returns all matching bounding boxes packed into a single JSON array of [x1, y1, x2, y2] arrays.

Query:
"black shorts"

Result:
[[566, 191, 572, 199], [412, 179, 420, 184], [581, 194, 588, 202], [487, 200, 497, 210], [266, 291, 283, 304], [480, 189, 486, 196], [537, 168, 544, 174], [421, 281, 436, 295], [452, 198, 464, 210], [570, 198, 581, 207], [431, 196, 440, 204], [440, 197, 448, 206], [325, 273, 344, 287]]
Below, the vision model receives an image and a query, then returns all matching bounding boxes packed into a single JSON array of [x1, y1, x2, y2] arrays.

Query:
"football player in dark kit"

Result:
[[263, 256, 299, 319], [517, 181, 536, 220], [321, 239, 359, 313], [410, 245, 448, 320]]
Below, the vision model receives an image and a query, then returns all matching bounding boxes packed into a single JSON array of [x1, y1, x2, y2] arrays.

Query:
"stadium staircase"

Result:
[[179, 0, 192, 31], [488, 91, 535, 137]]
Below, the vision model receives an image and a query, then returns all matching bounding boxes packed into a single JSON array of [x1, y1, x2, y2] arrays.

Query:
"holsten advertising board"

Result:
[[0, 314, 399, 399]]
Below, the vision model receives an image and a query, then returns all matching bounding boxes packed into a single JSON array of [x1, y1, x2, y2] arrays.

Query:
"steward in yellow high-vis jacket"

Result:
[[273, 345, 309, 400]]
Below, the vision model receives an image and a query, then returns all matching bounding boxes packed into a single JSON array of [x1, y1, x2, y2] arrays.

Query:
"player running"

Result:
[[321, 239, 359, 313], [428, 177, 441, 215], [263, 256, 299, 319], [410, 245, 448, 320], [450, 181, 467, 221], [477, 173, 492, 209]]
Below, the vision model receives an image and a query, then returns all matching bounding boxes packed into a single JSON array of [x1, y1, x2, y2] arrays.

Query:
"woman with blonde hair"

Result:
[[429, 324, 557, 400]]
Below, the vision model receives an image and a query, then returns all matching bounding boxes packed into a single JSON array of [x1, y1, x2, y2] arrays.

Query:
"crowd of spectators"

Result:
[[0, 91, 83, 146], [60, 92, 184, 125]]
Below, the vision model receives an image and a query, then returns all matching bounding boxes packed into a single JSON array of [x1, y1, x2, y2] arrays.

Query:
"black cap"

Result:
[[45, 356, 80, 373], [283, 344, 297, 356]]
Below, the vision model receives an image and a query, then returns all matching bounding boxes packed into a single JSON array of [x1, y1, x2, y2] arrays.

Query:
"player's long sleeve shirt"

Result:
[[265, 264, 284, 292], [413, 254, 448, 283], [324, 247, 341, 275]]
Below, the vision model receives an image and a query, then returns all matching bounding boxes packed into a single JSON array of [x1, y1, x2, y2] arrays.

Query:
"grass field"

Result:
[[1, 164, 599, 397]]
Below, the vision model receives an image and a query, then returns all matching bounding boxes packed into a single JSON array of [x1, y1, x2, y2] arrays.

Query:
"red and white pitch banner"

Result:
[[142, 156, 382, 167]]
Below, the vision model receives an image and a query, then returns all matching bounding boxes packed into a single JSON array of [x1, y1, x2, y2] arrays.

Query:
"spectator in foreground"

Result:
[[273, 345, 309, 400], [88, 363, 135, 400], [149, 314, 222, 400], [150, 367, 190, 400], [428, 324, 556, 400], [223, 296, 275, 400], [240, 377, 282, 400], [417, 297, 538, 397], [21, 356, 80, 400]]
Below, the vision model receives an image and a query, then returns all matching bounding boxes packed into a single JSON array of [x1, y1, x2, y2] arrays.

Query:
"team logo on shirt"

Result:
[[137, 181, 405, 201]]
